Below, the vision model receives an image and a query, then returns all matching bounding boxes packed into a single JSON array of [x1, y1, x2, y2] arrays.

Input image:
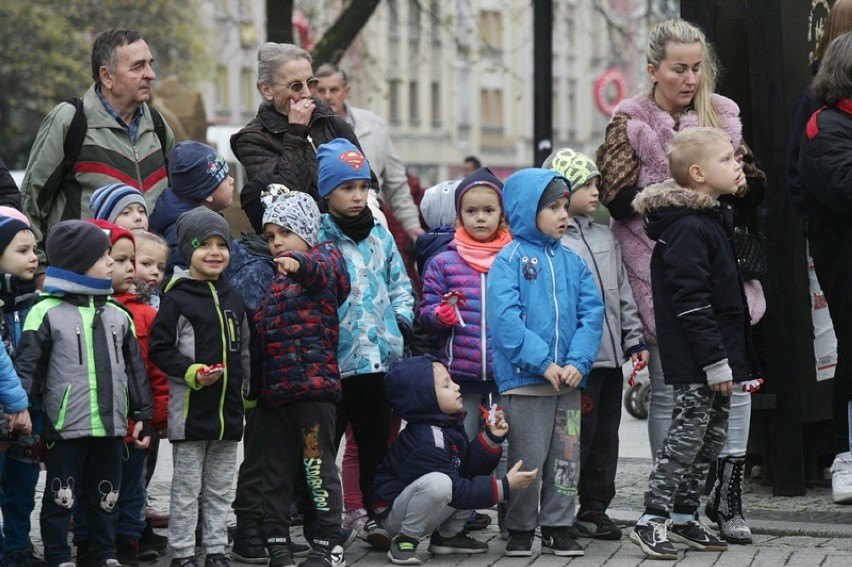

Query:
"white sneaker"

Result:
[[830, 452, 852, 504]]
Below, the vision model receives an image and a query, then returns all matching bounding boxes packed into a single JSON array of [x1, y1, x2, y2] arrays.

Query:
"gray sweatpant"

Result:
[[169, 440, 238, 558], [644, 384, 730, 516], [502, 390, 581, 531], [378, 472, 470, 541]]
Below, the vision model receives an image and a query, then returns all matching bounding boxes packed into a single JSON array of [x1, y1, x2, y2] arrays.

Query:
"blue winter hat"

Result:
[[168, 141, 230, 203], [0, 215, 32, 256], [317, 138, 372, 199], [89, 183, 147, 224]]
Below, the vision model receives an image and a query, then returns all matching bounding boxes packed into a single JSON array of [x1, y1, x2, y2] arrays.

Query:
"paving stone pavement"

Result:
[[25, 408, 852, 565]]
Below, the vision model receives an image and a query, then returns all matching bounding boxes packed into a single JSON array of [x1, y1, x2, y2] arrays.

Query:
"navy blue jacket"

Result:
[[366, 356, 507, 518]]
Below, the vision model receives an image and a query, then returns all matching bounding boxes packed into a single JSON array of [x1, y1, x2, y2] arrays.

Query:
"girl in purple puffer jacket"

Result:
[[418, 167, 511, 441]]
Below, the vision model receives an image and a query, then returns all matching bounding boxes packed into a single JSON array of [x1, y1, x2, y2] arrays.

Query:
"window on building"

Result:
[[389, 79, 402, 125], [430, 0, 441, 45], [409, 80, 420, 126], [480, 10, 503, 55], [214, 64, 230, 113], [480, 88, 504, 134], [431, 81, 441, 127], [242, 66, 255, 115]]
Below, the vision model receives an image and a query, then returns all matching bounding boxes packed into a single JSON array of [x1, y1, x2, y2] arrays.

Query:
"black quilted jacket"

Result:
[[230, 98, 374, 202]]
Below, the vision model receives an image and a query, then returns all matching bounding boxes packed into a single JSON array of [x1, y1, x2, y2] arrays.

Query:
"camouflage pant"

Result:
[[644, 384, 730, 516]]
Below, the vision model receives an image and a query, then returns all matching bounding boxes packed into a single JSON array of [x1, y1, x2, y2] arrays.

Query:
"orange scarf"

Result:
[[454, 227, 512, 273]]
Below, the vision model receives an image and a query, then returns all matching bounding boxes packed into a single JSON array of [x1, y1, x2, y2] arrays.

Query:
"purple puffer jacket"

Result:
[[418, 243, 495, 392]]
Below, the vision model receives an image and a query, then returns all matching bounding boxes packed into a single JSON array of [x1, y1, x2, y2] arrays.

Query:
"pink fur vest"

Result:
[[608, 92, 744, 343]]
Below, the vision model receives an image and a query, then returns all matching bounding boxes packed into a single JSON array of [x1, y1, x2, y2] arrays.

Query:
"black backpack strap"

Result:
[[61, 97, 87, 182], [148, 106, 169, 169]]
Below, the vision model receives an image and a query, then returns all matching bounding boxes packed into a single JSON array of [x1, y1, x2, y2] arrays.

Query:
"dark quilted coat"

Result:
[[256, 242, 351, 407], [230, 98, 371, 202], [418, 242, 496, 393]]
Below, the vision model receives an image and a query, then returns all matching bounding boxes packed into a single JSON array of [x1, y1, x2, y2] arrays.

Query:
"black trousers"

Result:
[[335, 373, 391, 502], [263, 402, 342, 543], [41, 437, 123, 567], [578, 367, 623, 512]]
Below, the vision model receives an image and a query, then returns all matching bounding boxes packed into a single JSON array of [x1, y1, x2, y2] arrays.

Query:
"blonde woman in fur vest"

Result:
[[596, 18, 767, 545]]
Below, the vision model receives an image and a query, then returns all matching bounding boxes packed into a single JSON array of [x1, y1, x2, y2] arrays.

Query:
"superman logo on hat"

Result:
[[339, 151, 365, 171]]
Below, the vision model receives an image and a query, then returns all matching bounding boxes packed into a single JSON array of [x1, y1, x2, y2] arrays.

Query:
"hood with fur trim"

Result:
[[633, 180, 720, 242]]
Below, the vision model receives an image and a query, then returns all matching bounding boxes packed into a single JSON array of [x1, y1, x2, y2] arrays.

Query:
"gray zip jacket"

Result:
[[561, 215, 646, 368]]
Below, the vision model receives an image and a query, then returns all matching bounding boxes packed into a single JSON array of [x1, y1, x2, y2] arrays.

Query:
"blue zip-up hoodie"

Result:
[[486, 168, 604, 392], [367, 356, 507, 518]]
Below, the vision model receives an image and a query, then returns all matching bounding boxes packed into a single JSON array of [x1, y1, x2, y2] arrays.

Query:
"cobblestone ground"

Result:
[[24, 411, 852, 566]]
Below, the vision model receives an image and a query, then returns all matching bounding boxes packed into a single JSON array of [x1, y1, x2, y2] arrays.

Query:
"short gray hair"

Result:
[[256, 43, 312, 91], [813, 31, 852, 105]]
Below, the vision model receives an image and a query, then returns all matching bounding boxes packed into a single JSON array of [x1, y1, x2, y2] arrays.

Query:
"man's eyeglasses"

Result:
[[272, 77, 320, 92]]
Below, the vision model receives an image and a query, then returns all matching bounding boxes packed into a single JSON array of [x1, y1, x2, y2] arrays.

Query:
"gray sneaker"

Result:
[[387, 535, 420, 565]]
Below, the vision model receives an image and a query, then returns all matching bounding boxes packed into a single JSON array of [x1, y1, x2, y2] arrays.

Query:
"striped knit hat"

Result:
[[89, 183, 148, 224]]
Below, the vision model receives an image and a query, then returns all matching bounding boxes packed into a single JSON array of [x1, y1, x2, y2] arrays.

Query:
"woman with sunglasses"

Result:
[[231, 42, 373, 203]]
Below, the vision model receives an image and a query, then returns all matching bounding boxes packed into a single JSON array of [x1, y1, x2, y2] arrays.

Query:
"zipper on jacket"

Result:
[[578, 222, 619, 360], [13, 311, 20, 350], [209, 282, 228, 440], [132, 145, 144, 188], [480, 273, 487, 381], [111, 325, 120, 361], [546, 253, 559, 361], [76, 326, 83, 365]]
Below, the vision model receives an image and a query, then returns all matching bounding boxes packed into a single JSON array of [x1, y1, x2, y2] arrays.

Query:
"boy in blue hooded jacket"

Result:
[[486, 168, 604, 557], [367, 355, 536, 565]]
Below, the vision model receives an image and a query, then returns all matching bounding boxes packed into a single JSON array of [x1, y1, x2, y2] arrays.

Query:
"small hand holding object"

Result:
[[487, 408, 508, 437], [435, 303, 459, 327], [505, 460, 538, 490], [440, 291, 466, 327], [543, 362, 562, 392], [197, 363, 225, 387], [6, 409, 31, 436], [627, 359, 648, 390], [132, 421, 151, 449], [740, 378, 764, 393], [274, 257, 300, 276], [560, 364, 582, 389]]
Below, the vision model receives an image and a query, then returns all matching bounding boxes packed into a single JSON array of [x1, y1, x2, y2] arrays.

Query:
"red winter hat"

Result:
[[87, 219, 136, 248]]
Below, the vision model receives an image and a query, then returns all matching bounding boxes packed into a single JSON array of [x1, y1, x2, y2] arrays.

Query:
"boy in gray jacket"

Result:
[[545, 148, 648, 540]]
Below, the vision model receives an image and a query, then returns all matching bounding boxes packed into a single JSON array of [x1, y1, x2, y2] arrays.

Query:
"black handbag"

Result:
[[733, 227, 767, 279]]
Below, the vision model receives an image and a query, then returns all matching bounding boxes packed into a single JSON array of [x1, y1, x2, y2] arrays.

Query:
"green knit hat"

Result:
[[543, 148, 600, 191]]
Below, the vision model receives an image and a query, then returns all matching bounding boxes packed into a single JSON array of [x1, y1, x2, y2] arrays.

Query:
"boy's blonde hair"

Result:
[[667, 127, 733, 187]]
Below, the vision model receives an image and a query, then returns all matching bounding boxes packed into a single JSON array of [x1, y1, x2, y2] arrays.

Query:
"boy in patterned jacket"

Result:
[[256, 192, 350, 567]]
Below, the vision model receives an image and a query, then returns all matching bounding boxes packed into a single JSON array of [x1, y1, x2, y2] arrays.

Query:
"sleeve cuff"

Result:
[[703, 359, 732, 386], [185, 363, 206, 390]]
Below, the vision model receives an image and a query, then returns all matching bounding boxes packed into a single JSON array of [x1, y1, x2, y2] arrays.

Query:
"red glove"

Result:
[[435, 302, 459, 327]]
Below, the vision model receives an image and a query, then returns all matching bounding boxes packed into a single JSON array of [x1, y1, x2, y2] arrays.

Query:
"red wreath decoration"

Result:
[[593, 69, 628, 116]]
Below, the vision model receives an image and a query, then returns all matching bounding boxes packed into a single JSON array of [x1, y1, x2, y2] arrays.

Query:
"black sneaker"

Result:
[[630, 518, 678, 560], [669, 519, 728, 551], [288, 541, 310, 558], [203, 553, 229, 567], [266, 545, 294, 567], [387, 534, 420, 566], [463, 511, 491, 531], [169, 558, 200, 567], [540, 526, 584, 557], [139, 521, 167, 561], [230, 523, 267, 564], [504, 530, 534, 557], [359, 520, 391, 550], [115, 536, 140, 567], [426, 530, 488, 555], [304, 524, 357, 552], [299, 544, 345, 567], [2, 549, 48, 567], [575, 509, 623, 540]]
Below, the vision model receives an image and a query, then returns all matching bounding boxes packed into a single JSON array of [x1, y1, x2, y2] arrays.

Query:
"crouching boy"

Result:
[[367, 356, 536, 565]]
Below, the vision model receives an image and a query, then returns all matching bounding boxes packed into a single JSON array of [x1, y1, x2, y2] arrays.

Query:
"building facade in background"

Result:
[[199, 0, 665, 187]]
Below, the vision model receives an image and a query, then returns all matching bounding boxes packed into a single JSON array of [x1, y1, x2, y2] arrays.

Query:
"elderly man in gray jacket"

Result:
[[315, 64, 424, 242]]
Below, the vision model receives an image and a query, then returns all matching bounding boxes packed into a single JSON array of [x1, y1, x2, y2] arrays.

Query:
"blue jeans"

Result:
[[1, 409, 43, 553]]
